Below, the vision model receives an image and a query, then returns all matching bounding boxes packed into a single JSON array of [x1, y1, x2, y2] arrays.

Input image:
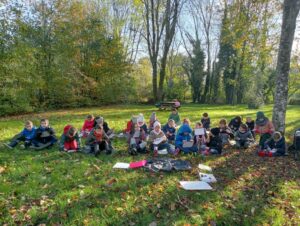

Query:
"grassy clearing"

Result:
[[0, 104, 299, 225]]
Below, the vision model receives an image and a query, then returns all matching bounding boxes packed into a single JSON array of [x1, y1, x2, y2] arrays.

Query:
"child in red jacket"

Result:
[[81, 114, 95, 138]]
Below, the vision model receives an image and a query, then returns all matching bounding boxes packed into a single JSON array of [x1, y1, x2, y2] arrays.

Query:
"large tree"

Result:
[[141, 0, 181, 102], [272, 0, 300, 133]]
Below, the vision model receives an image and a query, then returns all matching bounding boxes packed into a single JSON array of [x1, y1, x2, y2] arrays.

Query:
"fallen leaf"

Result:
[[149, 221, 157, 226]]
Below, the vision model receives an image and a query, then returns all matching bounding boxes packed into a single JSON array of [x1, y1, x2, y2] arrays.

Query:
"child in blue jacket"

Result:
[[162, 119, 176, 142], [175, 124, 198, 154], [5, 121, 36, 149]]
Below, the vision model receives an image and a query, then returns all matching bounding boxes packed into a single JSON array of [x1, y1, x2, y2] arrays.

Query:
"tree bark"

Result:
[[272, 0, 300, 133]]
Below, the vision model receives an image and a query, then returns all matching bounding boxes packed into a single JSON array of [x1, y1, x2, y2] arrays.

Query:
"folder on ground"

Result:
[[180, 181, 213, 190], [113, 162, 130, 169]]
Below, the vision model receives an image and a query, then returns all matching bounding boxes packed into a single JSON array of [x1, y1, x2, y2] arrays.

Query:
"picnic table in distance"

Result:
[[155, 101, 181, 110]]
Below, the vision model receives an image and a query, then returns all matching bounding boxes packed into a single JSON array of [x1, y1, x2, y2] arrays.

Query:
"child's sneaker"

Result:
[[173, 148, 180, 156], [4, 143, 13, 149]]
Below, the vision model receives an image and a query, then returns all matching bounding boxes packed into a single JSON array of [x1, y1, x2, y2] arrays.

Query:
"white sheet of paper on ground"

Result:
[[229, 140, 236, 145], [199, 172, 217, 183], [158, 149, 168, 155], [117, 133, 125, 138], [108, 134, 115, 139], [153, 137, 164, 145], [113, 162, 130, 169], [180, 181, 213, 190], [198, 164, 212, 172], [182, 141, 194, 148], [195, 128, 205, 136]]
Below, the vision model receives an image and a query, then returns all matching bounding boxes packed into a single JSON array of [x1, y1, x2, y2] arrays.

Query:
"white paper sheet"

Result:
[[153, 137, 164, 145], [133, 131, 140, 138], [108, 134, 115, 139], [180, 181, 213, 190], [195, 128, 205, 136], [182, 141, 194, 148], [199, 172, 217, 183], [198, 164, 212, 172], [113, 162, 130, 169], [158, 149, 168, 155]]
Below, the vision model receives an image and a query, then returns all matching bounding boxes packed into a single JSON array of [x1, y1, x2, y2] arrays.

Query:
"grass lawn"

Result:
[[0, 104, 299, 225]]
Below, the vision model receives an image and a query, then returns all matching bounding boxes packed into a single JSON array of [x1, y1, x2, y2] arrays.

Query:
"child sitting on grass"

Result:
[[125, 114, 148, 137], [206, 128, 223, 155], [219, 119, 234, 146], [234, 124, 254, 149], [60, 125, 81, 152], [162, 119, 176, 143], [258, 132, 286, 157], [81, 114, 95, 138], [229, 116, 242, 132], [94, 116, 113, 136], [175, 123, 198, 154], [32, 119, 57, 150], [168, 108, 181, 126], [201, 113, 211, 130], [193, 122, 208, 152], [254, 111, 274, 150], [5, 120, 36, 149], [128, 123, 147, 155], [246, 116, 255, 138], [149, 121, 175, 156], [85, 125, 112, 156]]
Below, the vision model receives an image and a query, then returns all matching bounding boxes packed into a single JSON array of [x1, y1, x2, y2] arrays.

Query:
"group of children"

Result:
[[4, 109, 287, 157]]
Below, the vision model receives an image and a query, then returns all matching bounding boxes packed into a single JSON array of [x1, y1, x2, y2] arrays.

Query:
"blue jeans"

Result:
[[177, 145, 198, 154]]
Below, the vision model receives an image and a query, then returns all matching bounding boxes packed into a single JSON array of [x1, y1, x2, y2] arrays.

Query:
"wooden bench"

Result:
[[155, 102, 180, 110]]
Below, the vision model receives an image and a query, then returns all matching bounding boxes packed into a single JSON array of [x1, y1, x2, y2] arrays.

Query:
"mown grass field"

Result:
[[0, 104, 299, 225]]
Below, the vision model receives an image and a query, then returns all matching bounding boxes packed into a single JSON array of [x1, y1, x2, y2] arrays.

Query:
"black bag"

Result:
[[144, 158, 192, 172], [289, 128, 300, 160]]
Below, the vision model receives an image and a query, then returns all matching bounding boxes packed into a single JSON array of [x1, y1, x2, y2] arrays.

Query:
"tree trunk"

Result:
[[152, 60, 158, 101], [272, 0, 300, 133]]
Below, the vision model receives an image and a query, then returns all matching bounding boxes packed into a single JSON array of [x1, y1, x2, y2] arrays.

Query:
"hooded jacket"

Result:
[[234, 130, 254, 142], [265, 135, 286, 155], [175, 124, 193, 146], [21, 127, 36, 140], [60, 125, 80, 148]]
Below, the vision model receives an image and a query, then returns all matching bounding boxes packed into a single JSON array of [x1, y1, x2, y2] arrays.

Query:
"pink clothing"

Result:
[[254, 121, 274, 135]]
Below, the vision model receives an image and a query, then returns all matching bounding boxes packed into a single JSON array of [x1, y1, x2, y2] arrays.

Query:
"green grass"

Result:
[[0, 104, 299, 225]]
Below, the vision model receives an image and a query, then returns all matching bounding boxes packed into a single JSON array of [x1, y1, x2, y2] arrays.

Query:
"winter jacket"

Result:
[[265, 136, 286, 155], [254, 120, 274, 135], [207, 135, 223, 154], [129, 128, 147, 145], [60, 125, 80, 148], [201, 117, 211, 129], [246, 121, 255, 131], [148, 130, 167, 143], [168, 113, 181, 125], [82, 119, 95, 132], [175, 124, 193, 147], [85, 128, 109, 146], [20, 127, 36, 141], [162, 123, 176, 136], [94, 120, 111, 134], [219, 126, 234, 138], [234, 130, 254, 142], [35, 126, 56, 143], [229, 118, 242, 132]]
